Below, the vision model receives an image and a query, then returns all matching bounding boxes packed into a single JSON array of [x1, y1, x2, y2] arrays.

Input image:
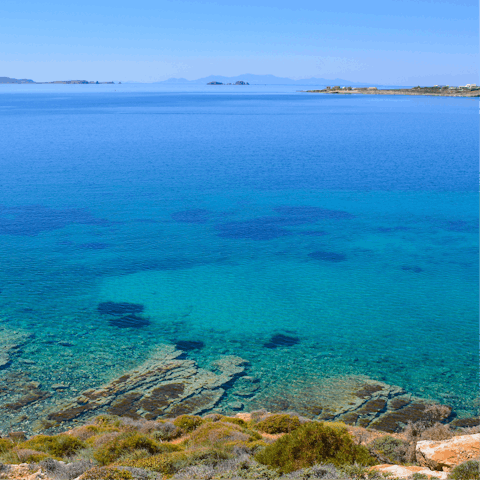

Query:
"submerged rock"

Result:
[[175, 340, 205, 351], [308, 250, 346, 262], [39, 345, 247, 429], [0, 326, 32, 371], [263, 334, 300, 349], [97, 301, 144, 316], [108, 314, 150, 328]]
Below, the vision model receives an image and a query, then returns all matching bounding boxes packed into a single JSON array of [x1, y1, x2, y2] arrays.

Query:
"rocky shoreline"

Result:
[[306, 87, 480, 97], [1, 332, 478, 439]]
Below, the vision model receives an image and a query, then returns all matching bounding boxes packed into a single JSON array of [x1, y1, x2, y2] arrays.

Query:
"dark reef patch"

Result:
[[376, 227, 411, 233], [401, 265, 423, 273], [172, 209, 211, 224], [108, 314, 150, 328], [76, 242, 110, 250], [263, 334, 300, 349], [0, 205, 109, 236], [215, 218, 294, 240], [308, 250, 346, 262], [97, 301, 144, 316], [298, 230, 329, 236], [175, 340, 205, 351], [273, 206, 355, 221]]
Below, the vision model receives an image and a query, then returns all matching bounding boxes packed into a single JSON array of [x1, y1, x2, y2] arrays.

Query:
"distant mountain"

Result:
[[0, 77, 35, 84], [154, 74, 375, 86]]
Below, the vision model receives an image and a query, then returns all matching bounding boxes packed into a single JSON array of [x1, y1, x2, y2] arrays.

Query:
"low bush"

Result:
[[39, 458, 94, 480], [129, 448, 231, 475], [420, 423, 454, 441], [368, 435, 409, 464], [21, 434, 86, 458], [255, 422, 376, 474], [150, 422, 180, 441], [254, 414, 301, 434], [173, 415, 204, 433], [222, 417, 247, 427], [94, 432, 172, 465], [0, 438, 14, 453], [82, 466, 134, 480], [187, 422, 253, 448], [448, 460, 480, 480]]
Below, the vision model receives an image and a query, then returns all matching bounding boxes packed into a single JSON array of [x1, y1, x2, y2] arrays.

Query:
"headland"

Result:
[[306, 85, 480, 97]]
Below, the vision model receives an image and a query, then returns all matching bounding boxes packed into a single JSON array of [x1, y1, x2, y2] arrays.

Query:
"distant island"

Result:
[[306, 84, 479, 97], [207, 80, 249, 85], [0, 77, 115, 85], [154, 74, 378, 86]]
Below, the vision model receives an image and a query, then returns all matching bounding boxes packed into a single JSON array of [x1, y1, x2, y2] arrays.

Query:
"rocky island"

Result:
[[0, 77, 115, 84], [306, 85, 480, 97], [207, 81, 250, 85]]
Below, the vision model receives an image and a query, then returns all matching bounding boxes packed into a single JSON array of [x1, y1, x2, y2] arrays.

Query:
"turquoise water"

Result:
[[0, 85, 478, 426]]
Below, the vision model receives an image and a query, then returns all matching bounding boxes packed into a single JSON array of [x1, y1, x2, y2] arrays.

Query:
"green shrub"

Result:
[[448, 460, 480, 480], [368, 435, 409, 464], [82, 466, 133, 480], [94, 432, 173, 465], [222, 417, 247, 427], [21, 434, 86, 457], [129, 448, 230, 474], [95, 415, 122, 426], [255, 422, 376, 474], [255, 414, 301, 434], [173, 415, 204, 433], [0, 438, 14, 453], [410, 474, 429, 480], [187, 422, 251, 448]]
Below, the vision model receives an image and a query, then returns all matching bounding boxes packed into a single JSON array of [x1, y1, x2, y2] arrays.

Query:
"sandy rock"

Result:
[[0, 464, 44, 480], [372, 464, 447, 479], [416, 433, 480, 470]]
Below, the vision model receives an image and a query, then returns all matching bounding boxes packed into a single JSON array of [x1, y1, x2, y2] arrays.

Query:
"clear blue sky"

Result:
[[1, 0, 478, 85]]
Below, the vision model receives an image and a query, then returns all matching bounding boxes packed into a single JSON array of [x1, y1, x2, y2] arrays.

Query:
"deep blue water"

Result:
[[0, 84, 478, 426]]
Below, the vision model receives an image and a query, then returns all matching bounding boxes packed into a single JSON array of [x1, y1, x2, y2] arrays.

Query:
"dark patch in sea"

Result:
[[264, 334, 300, 349], [308, 250, 347, 262], [273, 206, 355, 221], [175, 340, 205, 351], [98, 302, 145, 316], [0, 205, 109, 236], [108, 314, 150, 328], [401, 266, 423, 273], [376, 227, 411, 233], [77, 243, 110, 250], [215, 218, 295, 240], [172, 209, 211, 224], [299, 230, 329, 236]]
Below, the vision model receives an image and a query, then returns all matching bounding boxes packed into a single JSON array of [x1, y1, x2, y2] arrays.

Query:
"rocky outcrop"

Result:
[[36, 345, 247, 431], [416, 433, 480, 470], [257, 375, 451, 433], [372, 464, 447, 479]]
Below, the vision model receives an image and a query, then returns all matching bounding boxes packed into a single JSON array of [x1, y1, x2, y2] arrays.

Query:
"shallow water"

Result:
[[0, 85, 477, 431]]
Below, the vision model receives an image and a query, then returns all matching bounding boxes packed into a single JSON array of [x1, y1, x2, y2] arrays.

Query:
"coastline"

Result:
[[306, 88, 480, 97]]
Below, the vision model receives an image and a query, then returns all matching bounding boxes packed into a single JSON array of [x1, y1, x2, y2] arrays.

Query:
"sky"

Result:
[[0, 0, 478, 85]]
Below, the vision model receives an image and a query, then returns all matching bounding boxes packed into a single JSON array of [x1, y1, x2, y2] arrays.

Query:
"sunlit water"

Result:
[[0, 84, 477, 425]]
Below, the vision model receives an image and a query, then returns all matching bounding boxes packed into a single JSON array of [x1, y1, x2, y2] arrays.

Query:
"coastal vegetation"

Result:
[[0, 411, 478, 480]]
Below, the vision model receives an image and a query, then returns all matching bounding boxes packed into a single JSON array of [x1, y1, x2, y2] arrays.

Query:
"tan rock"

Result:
[[416, 433, 480, 470], [372, 464, 447, 479]]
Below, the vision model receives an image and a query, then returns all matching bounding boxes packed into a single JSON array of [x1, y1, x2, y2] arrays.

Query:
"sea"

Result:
[[0, 83, 478, 430]]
